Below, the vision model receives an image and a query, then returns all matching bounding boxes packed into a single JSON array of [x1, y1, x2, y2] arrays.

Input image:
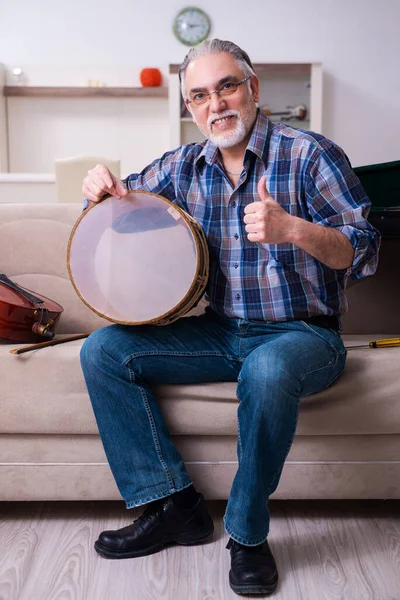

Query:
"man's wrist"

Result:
[[284, 215, 306, 245]]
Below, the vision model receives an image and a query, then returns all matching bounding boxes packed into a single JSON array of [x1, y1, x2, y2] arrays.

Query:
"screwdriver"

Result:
[[346, 338, 400, 349]]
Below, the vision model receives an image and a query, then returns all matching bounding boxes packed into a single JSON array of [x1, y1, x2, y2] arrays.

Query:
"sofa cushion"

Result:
[[1, 335, 399, 436]]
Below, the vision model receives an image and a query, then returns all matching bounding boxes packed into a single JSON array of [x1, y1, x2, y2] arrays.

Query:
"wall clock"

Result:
[[173, 7, 211, 46]]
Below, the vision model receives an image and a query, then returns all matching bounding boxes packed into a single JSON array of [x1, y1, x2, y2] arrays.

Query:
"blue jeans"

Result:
[[80, 308, 346, 546]]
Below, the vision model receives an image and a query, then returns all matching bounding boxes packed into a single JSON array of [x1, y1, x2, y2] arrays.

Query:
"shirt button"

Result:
[[232, 202, 236, 208], [234, 263, 239, 269], [234, 233, 239, 240], [235, 294, 241, 300]]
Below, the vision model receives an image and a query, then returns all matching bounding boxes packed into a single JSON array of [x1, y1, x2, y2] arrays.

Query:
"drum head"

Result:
[[68, 191, 202, 324]]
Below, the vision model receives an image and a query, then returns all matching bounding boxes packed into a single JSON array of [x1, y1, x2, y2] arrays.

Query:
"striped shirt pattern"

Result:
[[117, 110, 380, 321]]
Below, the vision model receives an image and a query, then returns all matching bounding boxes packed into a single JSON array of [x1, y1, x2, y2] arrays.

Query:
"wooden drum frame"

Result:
[[67, 191, 209, 326]]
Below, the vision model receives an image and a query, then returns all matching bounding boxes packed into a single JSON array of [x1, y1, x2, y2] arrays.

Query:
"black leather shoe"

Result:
[[227, 538, 279, 595], [94, 493, 214, 559]]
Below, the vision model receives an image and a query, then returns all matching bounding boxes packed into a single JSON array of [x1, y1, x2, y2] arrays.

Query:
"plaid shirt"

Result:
[[116, 110, 380, 321]]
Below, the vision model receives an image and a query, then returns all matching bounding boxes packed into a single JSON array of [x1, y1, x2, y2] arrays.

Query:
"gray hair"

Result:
[[179, 39, 256, 99]]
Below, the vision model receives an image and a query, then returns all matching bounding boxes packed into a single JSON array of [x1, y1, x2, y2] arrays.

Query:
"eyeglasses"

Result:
[[186, 75, 252, 107]]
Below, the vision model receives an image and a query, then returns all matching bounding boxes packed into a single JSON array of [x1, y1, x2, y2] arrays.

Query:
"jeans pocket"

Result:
[[300, 320, 346, 356]]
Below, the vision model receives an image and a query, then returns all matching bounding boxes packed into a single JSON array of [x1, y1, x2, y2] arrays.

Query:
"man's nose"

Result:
[[209, 91, 226, 113]]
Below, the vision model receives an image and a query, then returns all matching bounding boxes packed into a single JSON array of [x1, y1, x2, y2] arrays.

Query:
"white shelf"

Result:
[[180, 117, 311, 128], [4, 86, 168, 98]]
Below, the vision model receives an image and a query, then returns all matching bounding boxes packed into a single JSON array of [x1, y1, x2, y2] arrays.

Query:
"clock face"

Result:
[[173, 7, 211, 46]]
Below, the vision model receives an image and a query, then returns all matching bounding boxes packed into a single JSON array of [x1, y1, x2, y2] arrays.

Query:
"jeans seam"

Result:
[[139, 385, 175, 489], [128, 364, 175, 490], [123, 349, 237, 366], [236, 375, 244, 462], [237, 418, 243, 463]]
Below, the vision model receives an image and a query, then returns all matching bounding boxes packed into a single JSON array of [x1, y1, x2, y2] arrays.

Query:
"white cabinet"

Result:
[[168, 63, 323, 149]]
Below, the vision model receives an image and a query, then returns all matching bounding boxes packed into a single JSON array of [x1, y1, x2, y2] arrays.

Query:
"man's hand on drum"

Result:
[[82, 164, 128, 204]]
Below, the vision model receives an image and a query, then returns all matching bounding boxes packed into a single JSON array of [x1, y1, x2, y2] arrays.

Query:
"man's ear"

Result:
[[185, 100, 196, 124], [250, 75, 260, 104]]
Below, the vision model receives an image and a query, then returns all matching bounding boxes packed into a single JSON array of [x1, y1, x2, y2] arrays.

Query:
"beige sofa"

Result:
[[1, 202, 400, 502]]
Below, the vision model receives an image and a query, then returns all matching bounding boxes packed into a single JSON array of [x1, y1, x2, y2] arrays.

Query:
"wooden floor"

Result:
[[0, 500, 399, 600]]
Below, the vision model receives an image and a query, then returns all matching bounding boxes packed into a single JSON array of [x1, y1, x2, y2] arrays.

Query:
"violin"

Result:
[[0, 274, 63, 343]]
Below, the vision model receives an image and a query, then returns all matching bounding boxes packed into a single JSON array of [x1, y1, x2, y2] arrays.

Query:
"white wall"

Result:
[[0, 0, 399, 169], [6, 96, 169, 177]]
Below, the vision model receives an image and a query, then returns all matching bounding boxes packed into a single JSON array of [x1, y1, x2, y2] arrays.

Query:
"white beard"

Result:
[[207, 111, 247, 148], [193, 98, 257, 149]]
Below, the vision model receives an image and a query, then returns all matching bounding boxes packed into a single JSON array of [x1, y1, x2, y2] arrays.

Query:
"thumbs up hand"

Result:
[[243, 176, 297, 244]]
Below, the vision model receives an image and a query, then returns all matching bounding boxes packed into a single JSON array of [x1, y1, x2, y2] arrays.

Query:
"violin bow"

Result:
[[10, 334, 89, 355]]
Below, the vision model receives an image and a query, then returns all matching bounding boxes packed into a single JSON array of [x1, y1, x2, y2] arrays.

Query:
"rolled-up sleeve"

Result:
[[81, 148, 180, 211], [305, 142, 381, 279]]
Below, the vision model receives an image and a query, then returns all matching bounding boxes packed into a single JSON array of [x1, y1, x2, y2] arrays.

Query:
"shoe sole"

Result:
[[229, 572, 279, 595], [94, 524, 214, 559]]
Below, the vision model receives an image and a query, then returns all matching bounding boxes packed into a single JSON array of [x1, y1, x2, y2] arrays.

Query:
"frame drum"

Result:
[[67, 191, 209, 325]]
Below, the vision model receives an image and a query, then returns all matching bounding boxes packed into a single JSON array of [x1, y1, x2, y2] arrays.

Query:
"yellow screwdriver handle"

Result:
[[370, 338, 400, 348]]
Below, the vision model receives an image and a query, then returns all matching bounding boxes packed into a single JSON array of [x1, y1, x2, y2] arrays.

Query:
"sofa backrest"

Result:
[[0, 203, 398, 335]]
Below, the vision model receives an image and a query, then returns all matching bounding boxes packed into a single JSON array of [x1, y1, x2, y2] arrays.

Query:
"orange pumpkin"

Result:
[[140, 68, 162, 87]]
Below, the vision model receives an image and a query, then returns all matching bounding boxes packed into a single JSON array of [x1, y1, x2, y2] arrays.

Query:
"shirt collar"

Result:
[[194, 109, 272, 171], [245, 109, 271, 168]]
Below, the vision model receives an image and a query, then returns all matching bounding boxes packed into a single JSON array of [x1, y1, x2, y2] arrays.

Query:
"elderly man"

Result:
[[80, 39, 380, 595]]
